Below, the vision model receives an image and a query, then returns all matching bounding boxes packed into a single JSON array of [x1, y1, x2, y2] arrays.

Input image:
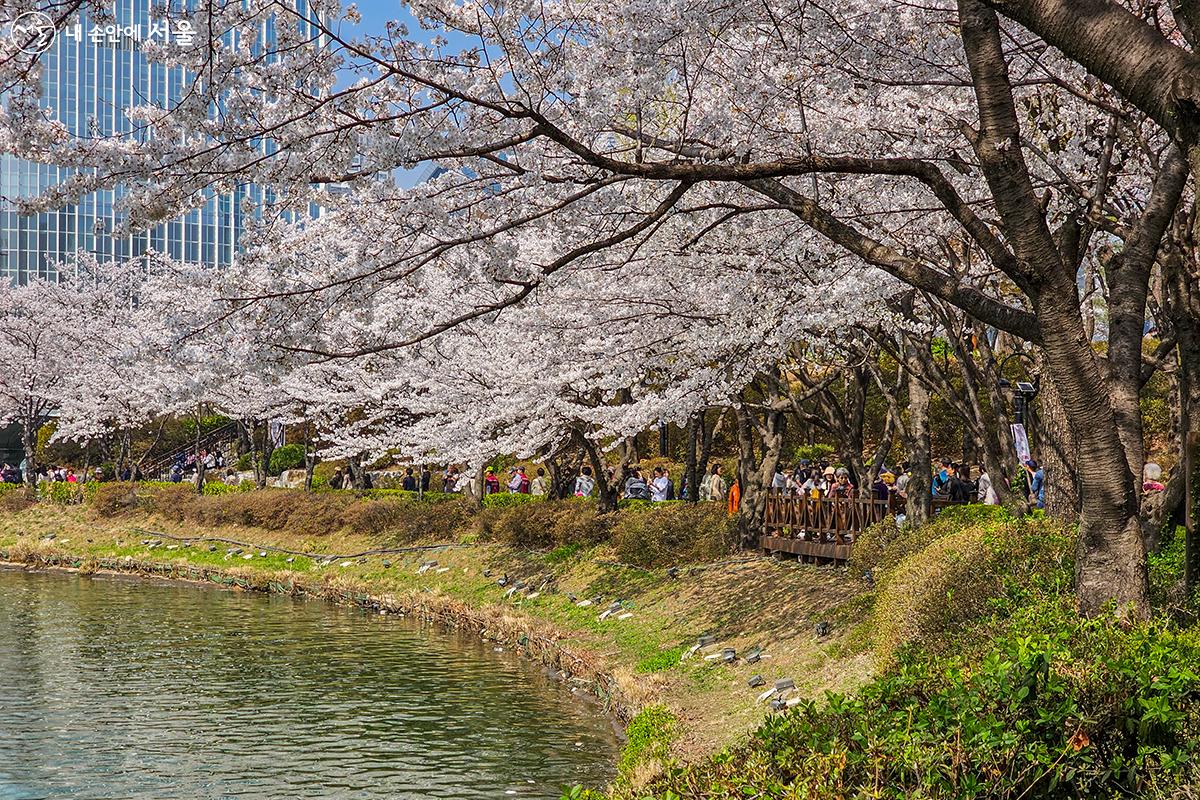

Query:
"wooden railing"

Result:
[[761, 489, 967, 561]]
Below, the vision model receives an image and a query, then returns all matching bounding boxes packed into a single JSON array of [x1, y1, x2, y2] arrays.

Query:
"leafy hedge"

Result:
[[871, 515, 1074, 665], [268, 443, 305, 476], [850, 503, 1016, 580], [476, 497, 607, 548], [639, 604, 1200, 799], [611, 502, 736, 568]]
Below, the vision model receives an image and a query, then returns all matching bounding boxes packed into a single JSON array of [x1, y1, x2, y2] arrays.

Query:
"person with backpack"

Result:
[[932, 459, 951, 497], [624, 469, 651, 500], [574, 465, 596, 497], [516, 466, 531, 494], [484, 467, 501, 495]]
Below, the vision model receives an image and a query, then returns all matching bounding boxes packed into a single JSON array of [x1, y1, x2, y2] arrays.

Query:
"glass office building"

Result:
[[1, 0, 319, 283]]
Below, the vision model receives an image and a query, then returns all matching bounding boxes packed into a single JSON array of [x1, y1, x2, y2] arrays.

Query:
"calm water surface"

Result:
[[0, 567, 620, 799]]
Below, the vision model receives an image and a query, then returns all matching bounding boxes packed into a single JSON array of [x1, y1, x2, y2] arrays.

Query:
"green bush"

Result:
[[850, 503, 1015, 580], [360, 488, 459, 503], [871, 515, 1073, 665], [482, 491, 543, 509], [268, 444, 305, 476], [792, 443, 835, 463], [610, 503, 736, 568], [1149, 526, 1191, 611], [201, 480, 252, 496], [236, 452, 253, 471], [41, 481, 94, 505], [641, 604, 1200, 799]]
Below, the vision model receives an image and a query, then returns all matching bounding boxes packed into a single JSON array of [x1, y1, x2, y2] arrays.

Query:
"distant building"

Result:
[[0, 0, 325, 283]]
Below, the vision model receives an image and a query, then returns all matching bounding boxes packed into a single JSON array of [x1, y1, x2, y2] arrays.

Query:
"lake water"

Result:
[[0, 567, 620, 799]]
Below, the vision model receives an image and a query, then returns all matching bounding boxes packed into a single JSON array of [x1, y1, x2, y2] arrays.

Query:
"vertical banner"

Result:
[[269, 419, 285, 448], [1011, 423, 1031, 464]]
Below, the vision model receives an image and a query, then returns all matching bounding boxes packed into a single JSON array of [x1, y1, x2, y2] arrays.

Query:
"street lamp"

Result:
[[997, 352, 1040, 425], [997, 352, 1040, 501]]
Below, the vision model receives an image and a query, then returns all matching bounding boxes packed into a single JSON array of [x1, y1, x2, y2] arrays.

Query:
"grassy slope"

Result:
[[0, 503, 873, 765]]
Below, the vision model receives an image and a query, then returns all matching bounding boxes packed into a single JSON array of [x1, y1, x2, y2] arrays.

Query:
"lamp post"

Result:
[[997, 352, 1040, 501]]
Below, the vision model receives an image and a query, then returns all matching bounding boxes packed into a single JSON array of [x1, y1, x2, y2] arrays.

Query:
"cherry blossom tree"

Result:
[[5, 0, 1199, 615]]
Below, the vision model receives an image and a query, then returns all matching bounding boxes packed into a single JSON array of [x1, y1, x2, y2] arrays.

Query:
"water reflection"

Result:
[[0, 567, 619, 799]]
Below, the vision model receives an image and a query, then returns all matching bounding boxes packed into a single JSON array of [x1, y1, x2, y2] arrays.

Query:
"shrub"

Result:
[[361, 488, 459, 503], [201, 480, 252, 496], [346, 496, 475, 543], [1149, 526, 1190, 611], [236, 453, 253, 471], [41, 480, 91, 505], [482, 491, 543, 509], [643, 605, 1200, 800], [268, 443, 305, 476], [611, 503, 736, 568], [0, 483, 36, 512], [872, 516, 1073, 665], [90, 482, 141, 516], [850, 503, 1015, 580], [137, 483, 198, 519], [477, 497, 608, 548], [792, 443, 835, 463]]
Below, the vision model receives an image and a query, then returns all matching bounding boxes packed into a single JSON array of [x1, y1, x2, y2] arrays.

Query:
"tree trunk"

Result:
[[684, 412, 700, 504], [1036, 289, 1148, 618], [193, 405, 206, 494], [903, 363, 933, 526], [735, 402, 785, 548], [20, 405, 38, 488], [303, 425, 316, 492]]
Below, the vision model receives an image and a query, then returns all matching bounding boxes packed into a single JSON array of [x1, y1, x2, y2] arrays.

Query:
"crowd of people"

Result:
[[10, 449, 1149, 515]]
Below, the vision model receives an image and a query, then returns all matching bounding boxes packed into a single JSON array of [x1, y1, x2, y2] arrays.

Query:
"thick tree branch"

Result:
[[745, 177, 1042, 342]]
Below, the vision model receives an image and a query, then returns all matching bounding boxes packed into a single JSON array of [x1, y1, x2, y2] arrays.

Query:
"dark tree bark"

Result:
[[960, 0, 1150, 616]]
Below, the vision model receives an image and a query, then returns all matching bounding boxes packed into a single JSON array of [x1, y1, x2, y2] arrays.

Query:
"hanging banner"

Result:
[[269, 419, 286, 448], [1011, 423, 1030, 465]]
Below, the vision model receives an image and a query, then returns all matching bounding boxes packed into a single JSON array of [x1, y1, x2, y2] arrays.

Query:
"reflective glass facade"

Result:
[[1, 0, 317, 283]]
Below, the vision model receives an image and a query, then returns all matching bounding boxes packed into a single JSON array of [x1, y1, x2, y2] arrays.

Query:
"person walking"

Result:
[[530, 467, 548, 496]]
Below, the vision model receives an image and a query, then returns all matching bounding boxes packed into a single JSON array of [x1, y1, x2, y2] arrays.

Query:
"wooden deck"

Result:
[[761, 490, 965, 562]]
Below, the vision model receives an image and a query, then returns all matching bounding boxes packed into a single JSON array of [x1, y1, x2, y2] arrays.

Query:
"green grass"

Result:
[[617, 705, 678, 775], [635, 646, 684, 673]]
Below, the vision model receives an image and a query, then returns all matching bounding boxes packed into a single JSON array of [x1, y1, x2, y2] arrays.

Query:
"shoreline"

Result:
[[0, 551, 635, 725], [0, 503, 874, 786]]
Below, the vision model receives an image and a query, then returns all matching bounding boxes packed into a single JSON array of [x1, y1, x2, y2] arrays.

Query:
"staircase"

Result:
[[144, 421, 240, 479]]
